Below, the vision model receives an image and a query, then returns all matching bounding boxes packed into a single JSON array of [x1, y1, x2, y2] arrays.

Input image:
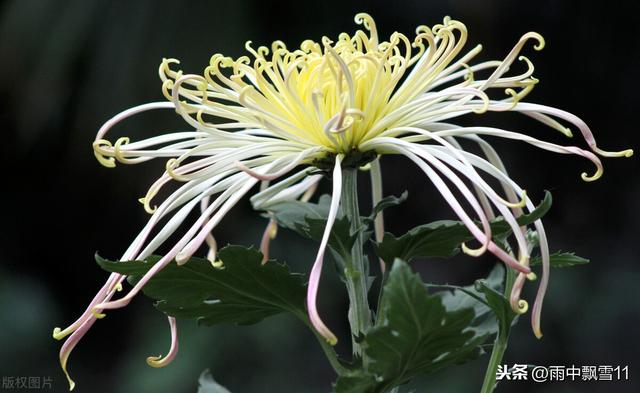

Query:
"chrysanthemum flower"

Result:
[[54, 13, 631, 390]]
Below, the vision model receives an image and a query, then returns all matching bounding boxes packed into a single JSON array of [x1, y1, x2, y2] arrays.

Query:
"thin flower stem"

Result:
[[341, 168, 372, 356], [480, 266, 517, 393], [480, 330, 508, 393]]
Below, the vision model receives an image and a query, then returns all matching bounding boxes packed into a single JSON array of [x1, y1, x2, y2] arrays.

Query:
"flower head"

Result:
[[57, 13, 631, 389]]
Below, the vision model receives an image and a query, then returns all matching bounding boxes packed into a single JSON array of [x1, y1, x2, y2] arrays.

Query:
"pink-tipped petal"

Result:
[[306, 156, 343, 345], [58, 278, 123, 391], [147, 317, 179, 368], [59, 318, 97, 391], [53, 274, 122, 340], [509, 273, 529, 314], [531, 221, 550, 339]]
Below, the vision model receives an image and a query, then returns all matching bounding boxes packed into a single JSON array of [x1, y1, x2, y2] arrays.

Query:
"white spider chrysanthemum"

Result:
[[54, 13, 631, 390]]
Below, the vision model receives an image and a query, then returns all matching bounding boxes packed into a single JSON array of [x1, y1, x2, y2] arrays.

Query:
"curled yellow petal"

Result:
[[52, 327, 68, 340], [92, 139, 116, 168], [461, 241, 488, 257], [513, 299, 529, 314]]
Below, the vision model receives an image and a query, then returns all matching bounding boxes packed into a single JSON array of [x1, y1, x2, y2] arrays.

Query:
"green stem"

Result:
[[341, 167, 372, 356], [480, 330, 508, 393], [480, 267, 516, 393]]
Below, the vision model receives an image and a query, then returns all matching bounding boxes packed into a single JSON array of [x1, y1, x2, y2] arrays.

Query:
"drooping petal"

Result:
[[306, 155, 343, 345], [146, 317, 179, 368]]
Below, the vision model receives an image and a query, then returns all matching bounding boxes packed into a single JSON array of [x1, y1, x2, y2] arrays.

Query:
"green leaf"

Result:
[[96, 245, 307, 326], [433, 264, 506, 339], [335, 260, 489, 392], [333, 371, 377, 393], [473, 278, 518, 334], [529, 251, 589, 268], [366, 191, 408, 223], [265, 195, 358, 258], [197, 369, 232, 393], [428, 264, 518, 344], [517, 191, 552, 226], [374, 191, 553, 264], [266, 194, 331, 231], [373, 220, 473, 264], [432, 262, 525, 353]]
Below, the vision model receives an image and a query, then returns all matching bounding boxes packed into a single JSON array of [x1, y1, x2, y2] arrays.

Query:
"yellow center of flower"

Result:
[[160, 14, 478, 153]]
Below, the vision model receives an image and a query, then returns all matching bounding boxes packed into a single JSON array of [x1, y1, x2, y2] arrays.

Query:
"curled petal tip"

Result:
[[138, 198, 157, 214], [515, 190, 528, 208], [165, 158, 188, 181], [60, 355, 76, 391], [593, 147, 634, 158], [175, 252, 190, 265], [52, 327, 67, 340], [523, 32, 545, 50], [513, 299, 529, 315], [354, 12, 373, 23], [503, 190, 527, 209], [92, 139, 116, 168], [146, 355, 168, 368], [461, 242, 488, 257], [91, 308, 106, 319], [113, 137, 130, 163], [534, 327, 544, 339], [358, 163, 372, 171], [526, 272, 538, 281], [65, 374, 76, 392], [580, 169, 603, 182], [147, 317, 179, 368], [471, 94, 490, 114], [94, 155, 116, 168], [211, 260, 225, 269], [161, 57, 180, 66]]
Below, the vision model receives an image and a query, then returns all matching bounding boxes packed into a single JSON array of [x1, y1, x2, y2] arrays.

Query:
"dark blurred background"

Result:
[[1, 0, 638, 392]]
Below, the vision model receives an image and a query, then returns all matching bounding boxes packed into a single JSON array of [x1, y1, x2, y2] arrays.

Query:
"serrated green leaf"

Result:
[[433, 264, 506, 339], [373, 220, 472, 264], [335, 260, 489, 392], [427, 264, 518, 351], [529, 252, 589, 268], [374, 191, 553, 264], [95, 254, 147, 276], [96, 245, 306, 326], [473, 279, 518, 334]]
